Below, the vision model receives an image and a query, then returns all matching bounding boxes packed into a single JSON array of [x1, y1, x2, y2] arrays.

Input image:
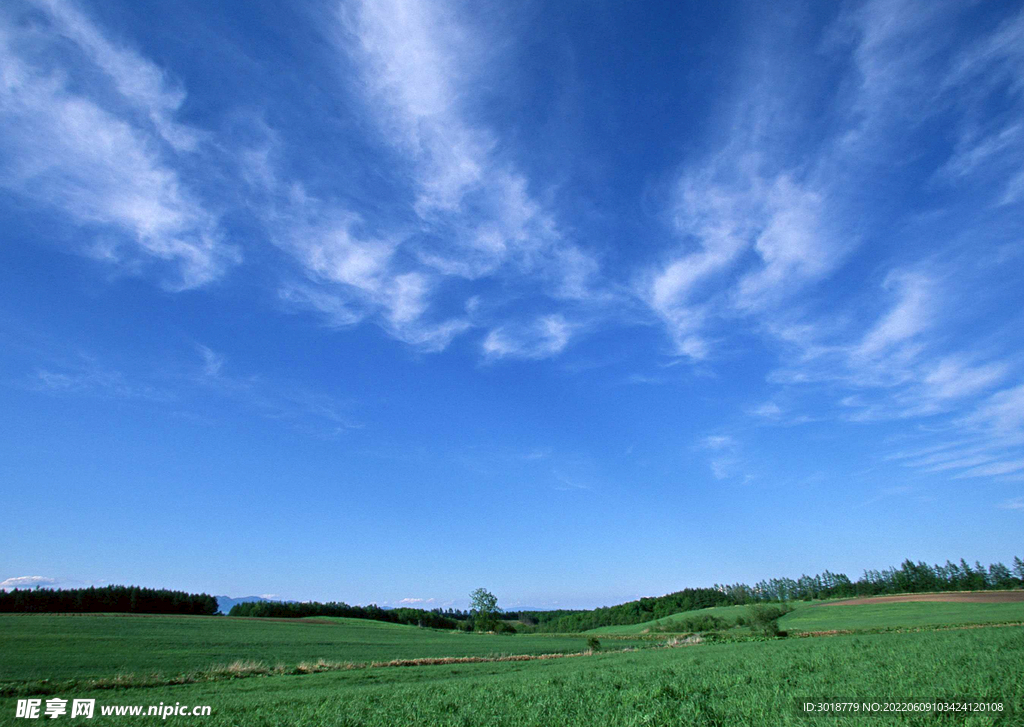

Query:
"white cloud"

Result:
[[955, 458, 1024, 479], [709, 458, 733, 480], [483, 315, 573, 360], [850, 1, 1024, 209], [748, 401, 783, 419], [299, 226, 395, 296], [999, 497, 1024, 511], [699, 435, 736, 450], [854, 271, 935, 362], [840, 0, 950, 143], [0, 6, 237, 290], [945, 7, 1024, 198], [1, 575, 57, 590], [921, 455, 996, 473], [278, 283, 367, 328], [392, 597, 435, 606], [938, 123, 1023, 183], [242, 152, 470, 352], [193, 355, 361, 433], [30, 363, 170, 402], [645, 150, 846, 360], [553, 471, 590, 491], [27, 0, 201, 151], [644, 157, 757, 357], [919, 356, 1009, 401], [733, 176, 839, 313], [698, 435, 743, 480], [962, 384, 1024, 434], [342, 0, 602, 299], [198, 345, 224, 377], [387, 315, 471, 353], [880, 378, 1024, 479]]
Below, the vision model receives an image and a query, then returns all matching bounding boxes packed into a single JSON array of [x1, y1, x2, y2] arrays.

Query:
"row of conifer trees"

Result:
[[0, 585, 217, 614]]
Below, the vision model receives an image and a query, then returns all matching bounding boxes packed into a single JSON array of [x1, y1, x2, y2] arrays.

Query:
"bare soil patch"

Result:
[[817, 591, 1024, 606]]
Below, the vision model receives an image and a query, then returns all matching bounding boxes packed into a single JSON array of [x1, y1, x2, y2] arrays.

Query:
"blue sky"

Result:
[[1, 0, 1022, 609]]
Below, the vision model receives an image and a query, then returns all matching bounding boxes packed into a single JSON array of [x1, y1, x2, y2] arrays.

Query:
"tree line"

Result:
[[532, 556, 1024, 632], [532, 587, 734, 632], [2, 555, 1019, 625], [227, 599, 470, 629], [716, 557, 1024, 604], [0, 585, 217, 615]]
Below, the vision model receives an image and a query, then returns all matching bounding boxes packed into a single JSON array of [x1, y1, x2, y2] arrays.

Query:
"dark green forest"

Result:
[[227, 600, 468, 630], [534, 556, 1024, 632], [0, 585, 217, 615]]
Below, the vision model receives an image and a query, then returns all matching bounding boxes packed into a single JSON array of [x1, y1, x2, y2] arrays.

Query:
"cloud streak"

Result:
[[0, 576, 57, 590], [0, 0, 238, 289]]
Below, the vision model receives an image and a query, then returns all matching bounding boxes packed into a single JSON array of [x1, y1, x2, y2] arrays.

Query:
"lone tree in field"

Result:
[[469, 588, 500, 632]]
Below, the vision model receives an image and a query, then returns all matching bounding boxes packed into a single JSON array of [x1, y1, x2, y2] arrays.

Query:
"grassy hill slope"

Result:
[[781, 600, 1024, 632], [585, 602, 814, 634], [0, 614, 636, 683], [2, 627, 1019, 726], [588, 598, 1024, 635]]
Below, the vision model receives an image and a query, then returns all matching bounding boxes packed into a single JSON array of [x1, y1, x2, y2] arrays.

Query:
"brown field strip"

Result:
[[816, 591, 1024, 606]]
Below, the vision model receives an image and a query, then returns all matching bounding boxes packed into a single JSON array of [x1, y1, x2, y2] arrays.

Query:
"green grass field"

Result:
[[782, 600, 1024, 632], [584, 602, 814, 634], [1, 626, 1020, 726], [587, 598, 1024, 635], [0, 615, 640, 684], [3, 608, 1023, 726]]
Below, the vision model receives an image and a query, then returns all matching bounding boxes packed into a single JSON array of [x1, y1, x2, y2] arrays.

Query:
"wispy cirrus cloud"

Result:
[[227, 0, 610, 358], [236, 121, 471, 352], [4, 0, 608, 361], [699, 435, 736, 451], [640, 1, 1024, 486], [198, 345, 225, 377], [482, 315, 573, 361], [747, 401, 783, 419], [765, 264, 1016, 424], [0, 0, 238, 289], [852, 271, 935, 367], [191, 345, 362, 434], [642, 74, 850, 360], [941, 8, 1024, 206], [29, 358, 173, 402], [26, 0, 202, 151], [697, 434, 753, 482], [341, 0, 589, 286], [999, 497, 1024, 511], [333, 0, 608, 357], [14, 342, 360, 436]]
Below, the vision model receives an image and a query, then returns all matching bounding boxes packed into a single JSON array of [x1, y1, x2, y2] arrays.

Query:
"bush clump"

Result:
[[747, 604, 791, 637]]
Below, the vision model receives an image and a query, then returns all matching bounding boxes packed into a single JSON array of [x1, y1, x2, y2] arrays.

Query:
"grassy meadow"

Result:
[[2, 602, 1023, 725], [0, 615, 641, 684], [584, 601, 814, 634], [782, 600, 1024, 633], [588, 597, 1024, 635], [1, 625, 1021, 726]]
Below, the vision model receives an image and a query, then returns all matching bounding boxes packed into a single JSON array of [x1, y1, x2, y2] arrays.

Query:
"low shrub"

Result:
[[747, 604, 791, 638]]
